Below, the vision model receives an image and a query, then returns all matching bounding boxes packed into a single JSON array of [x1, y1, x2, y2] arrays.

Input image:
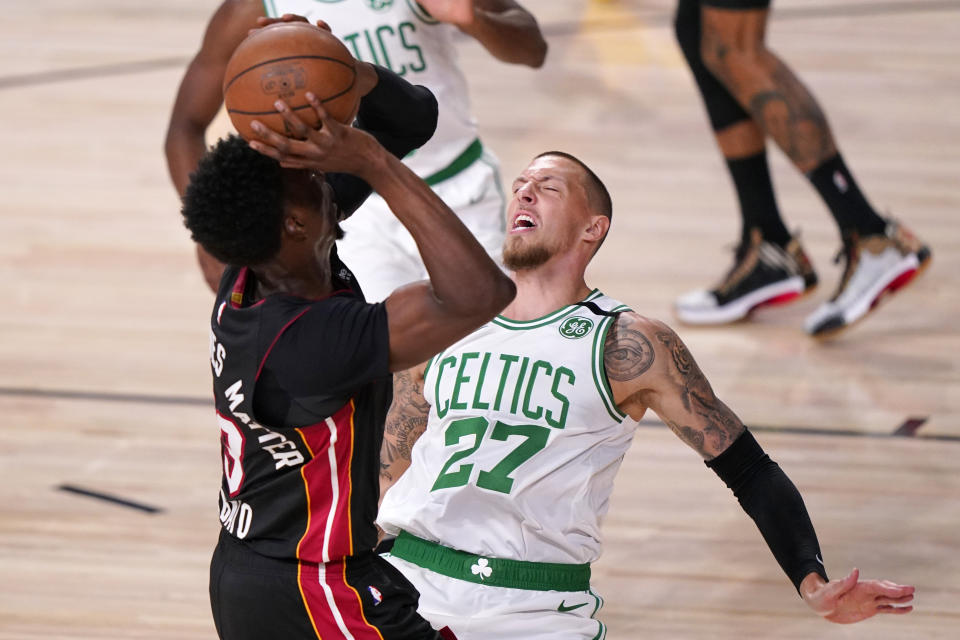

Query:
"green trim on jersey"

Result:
[[588, 586, 605, 618], [592, 309, 630, 423], [590, 621, 608, 640], [422, 352, 440, 381], [422, 138, 483, 186], [479, 151, 507, 234], [392, 530, 591, 591], [491, 290, 603, 330]]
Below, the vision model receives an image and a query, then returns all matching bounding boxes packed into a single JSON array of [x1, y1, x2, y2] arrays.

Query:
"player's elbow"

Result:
[[410, 88, 440, 148], [476, 273, 516, 317], [526, 38, 548, 69]]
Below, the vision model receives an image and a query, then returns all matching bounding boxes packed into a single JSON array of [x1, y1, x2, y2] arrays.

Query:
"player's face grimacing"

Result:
[[503, 156, 592, 271]]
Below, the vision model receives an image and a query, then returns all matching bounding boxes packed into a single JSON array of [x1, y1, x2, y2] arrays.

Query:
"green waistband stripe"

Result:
[[423, 139, 483, 186], [391, 531, 591, 592]]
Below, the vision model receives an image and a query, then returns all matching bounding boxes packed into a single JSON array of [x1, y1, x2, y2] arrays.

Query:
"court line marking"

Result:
[[57, 484, 163, 514], [2, 385, 956, 442], [0, 386, 210, 406], [0, 1, 956, 90]]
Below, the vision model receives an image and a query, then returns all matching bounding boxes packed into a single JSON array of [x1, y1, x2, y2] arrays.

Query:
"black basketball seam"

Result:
[[226, 73, 356, 115], [223, 54, 356, 94]]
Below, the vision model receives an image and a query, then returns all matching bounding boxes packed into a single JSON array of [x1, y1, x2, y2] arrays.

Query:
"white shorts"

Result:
[[337, 146, 506, 303], [383, 554, 608, 640]]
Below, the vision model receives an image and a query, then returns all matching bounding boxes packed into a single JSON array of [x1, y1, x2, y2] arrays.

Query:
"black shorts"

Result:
[[210, 532, 442, 639], [702, 0, 771, 8]]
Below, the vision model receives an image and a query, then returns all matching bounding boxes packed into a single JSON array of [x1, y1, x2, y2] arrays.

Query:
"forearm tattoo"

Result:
[[655, 331, 744, 458], [604, 314, 655, 381], [380, 368, 430, 481]]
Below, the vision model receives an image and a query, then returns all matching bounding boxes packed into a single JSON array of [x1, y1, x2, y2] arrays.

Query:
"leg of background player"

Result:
[[699, 5, 883, 234], [694, 3, 931, 336], [673, 0, 816, 325]]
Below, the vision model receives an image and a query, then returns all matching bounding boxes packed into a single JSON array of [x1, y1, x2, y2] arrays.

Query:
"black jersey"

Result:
[[203, 64, 436, 566], [210, 253, 390, 564]]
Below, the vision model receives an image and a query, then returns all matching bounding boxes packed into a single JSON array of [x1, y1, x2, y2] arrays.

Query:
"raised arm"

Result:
[[249, 88, 515, 371], [165, 1, 266, 290], [605, 312, 743, 458], [379, 363, 430, 502], [418, 0, 547, 67], [165, 0, 264, 196], [604, 312, 913, 622]]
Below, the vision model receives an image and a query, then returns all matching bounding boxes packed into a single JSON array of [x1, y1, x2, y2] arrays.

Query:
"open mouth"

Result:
[[511, 213, 537, 232]]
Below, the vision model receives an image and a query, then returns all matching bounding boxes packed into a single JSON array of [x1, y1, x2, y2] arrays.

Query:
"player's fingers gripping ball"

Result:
[[223, 22, 360, 140]]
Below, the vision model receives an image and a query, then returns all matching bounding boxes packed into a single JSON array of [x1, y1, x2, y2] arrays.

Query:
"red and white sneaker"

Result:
[[804, 220, 932, 337]]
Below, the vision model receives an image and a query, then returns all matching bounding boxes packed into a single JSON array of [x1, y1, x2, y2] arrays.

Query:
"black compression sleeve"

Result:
[[355, 65, 438, 159], [329, 65, 439, 218], [706, 429, 829, 592]]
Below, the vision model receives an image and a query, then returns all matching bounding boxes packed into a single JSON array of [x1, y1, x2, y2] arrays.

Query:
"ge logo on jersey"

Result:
[[366, 0, 394, 11], [559, 316, 594, 339]]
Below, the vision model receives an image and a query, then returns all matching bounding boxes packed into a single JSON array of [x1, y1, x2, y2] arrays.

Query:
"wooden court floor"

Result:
[[1, 1, 957, 638]]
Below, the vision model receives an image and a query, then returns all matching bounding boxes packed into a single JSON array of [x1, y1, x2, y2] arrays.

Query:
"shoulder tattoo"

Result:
[[604, 314, 655, 381]]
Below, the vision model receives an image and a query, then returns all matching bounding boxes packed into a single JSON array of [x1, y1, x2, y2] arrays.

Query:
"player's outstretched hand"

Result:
[[801, 568, 915, 624], [247, 94, 379, 177]]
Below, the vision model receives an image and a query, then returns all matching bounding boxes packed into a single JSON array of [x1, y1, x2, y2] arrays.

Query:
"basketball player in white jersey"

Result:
[[375, 152, 915, 638], [166, 0, 546, 298]]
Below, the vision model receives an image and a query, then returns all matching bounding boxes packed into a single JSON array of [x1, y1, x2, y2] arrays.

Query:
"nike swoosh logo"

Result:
[[558, 601, 588, 613]]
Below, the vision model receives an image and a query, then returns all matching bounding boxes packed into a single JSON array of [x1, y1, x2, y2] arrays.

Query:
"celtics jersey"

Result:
[[264, 0, 476, 178], [378, 291, 641, 565]]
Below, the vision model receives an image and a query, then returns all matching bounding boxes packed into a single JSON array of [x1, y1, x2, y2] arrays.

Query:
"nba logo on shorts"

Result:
[[368, 585, 383, 605]]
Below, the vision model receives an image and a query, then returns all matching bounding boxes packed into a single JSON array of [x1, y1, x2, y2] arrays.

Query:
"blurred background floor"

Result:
[[1, 1, 957, 638]]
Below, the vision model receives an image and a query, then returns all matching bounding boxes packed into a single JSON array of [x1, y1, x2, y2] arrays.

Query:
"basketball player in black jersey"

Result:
[[181, 59, 514, 639], [673, 0, 930, 336]]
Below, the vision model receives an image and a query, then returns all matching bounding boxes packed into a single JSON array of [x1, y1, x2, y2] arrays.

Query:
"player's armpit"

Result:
[[380, 362, 430, 496]]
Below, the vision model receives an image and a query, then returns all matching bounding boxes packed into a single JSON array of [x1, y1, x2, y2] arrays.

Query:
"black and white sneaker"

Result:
[[675, 229, 818, 325]]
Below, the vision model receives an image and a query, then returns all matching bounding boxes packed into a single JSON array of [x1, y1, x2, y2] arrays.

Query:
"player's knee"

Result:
[[699, 28, 766, 78]]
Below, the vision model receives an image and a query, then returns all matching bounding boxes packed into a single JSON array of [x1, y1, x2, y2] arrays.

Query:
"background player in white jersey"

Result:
[[165, 0, 547, 298], [375, 152, 915, 638]]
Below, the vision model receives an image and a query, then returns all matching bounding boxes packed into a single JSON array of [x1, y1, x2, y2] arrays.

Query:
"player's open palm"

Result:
[[803, 568, 915, 624]]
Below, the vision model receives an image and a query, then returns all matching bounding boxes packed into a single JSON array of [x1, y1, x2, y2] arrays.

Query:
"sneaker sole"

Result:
[[809, 249, 932, 339], [675, 276, 806, 325]]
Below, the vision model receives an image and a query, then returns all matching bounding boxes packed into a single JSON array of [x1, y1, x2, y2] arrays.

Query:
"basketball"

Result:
[[223, 22, 359, 140]]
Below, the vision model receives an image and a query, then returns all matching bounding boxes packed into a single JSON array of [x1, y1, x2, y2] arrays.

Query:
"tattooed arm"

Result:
[[604, 311, 743, 459], [604, 312, 915, 620], [379, 362, 431, 505]]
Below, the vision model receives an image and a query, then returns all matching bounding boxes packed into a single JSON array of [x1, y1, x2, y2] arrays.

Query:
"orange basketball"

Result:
[[223, 22, 359, 140]]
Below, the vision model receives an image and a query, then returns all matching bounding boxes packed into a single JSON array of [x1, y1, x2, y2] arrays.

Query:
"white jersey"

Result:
[[264, 0, 477, 178], [378, 291, 641, 565]]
